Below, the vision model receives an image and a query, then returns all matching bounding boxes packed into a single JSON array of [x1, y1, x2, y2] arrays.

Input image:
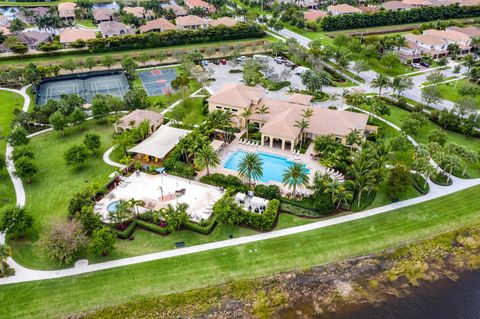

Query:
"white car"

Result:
[[237, 56, 247, 62], [411, 63, 421, 69]]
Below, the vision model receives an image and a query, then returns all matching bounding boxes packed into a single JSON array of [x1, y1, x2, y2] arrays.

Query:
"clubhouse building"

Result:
[[207, 84, 370, 151]]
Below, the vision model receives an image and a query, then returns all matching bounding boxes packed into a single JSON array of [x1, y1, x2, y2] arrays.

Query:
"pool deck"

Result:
[[208, 133, 339, 196], [94, 172, 223, 223]]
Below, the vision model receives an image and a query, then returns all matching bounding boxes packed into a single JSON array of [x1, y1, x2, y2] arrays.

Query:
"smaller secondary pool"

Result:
[[223, 151, 309, 183], [107, 201, 120, 213]]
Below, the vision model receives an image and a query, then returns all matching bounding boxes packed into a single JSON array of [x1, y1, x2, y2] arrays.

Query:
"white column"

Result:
[[269, 137, 273, 148], [291, 140, 295, 152], [261, 134, 264, 146], [281, 139, 285, 150]]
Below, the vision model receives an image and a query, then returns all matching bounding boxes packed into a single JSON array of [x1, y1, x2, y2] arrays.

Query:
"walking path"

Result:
[[2, 87, 479, 284]]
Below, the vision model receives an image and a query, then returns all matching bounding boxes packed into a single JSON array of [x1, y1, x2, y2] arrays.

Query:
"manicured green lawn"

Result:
[[76, 19, 96, 29], [436, 79, 480, 107], [0, 91, 24, 207], [166, 97, 207, 127], [2, 185, 480, 319], [9, 121, 118, 269], [366, 57, 414, 77], [362, 102, 480, 177]]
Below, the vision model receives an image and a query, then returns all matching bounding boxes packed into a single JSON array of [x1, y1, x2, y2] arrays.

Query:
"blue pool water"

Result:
[[223, 151, 309, 183], [107, 201, 120, 213]]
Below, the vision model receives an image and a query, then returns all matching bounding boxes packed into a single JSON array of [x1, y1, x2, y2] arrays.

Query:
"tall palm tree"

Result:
[[302, 108, 314, 118], [294, 117, 309, 150], [371, 73, 391, 97], [194, 145, 220, 176], [256, 105, 269, 115], [237, 152, 263, 186], [282, 163, 310, 197], [127, 198, 144, 216], [0, 244, 11, 274], [241, 108, 252, 139]]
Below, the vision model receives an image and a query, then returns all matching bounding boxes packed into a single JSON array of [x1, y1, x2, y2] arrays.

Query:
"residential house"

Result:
[[115, 109, 164, 134], [326, 4, 363, 15], [303, 9, 327, 22], [163, 4, 188, 17], [208, 84, 369, 151], [99, 21, 133, 37], [381, 0, 413, 10], [423, 28, 472, 55], [208, 17, 237, 27], [401, 0, 432, 6], [175, 15, 209, 30], [123, 7, 154, 20], [58, 2, 77, 20], [358, 5, 380, 13], [18, 31, 53, 51], [16, 7, 50, 24], [400, 33, 448, 61], [184, 0, 216, 14], [92, 8, 117, 23], [60, 28, 96, 48], [447, 26, 480, 38], [0, 26, 11, 36], [139, 18, 176, 33], [0, 15, 10, 28]]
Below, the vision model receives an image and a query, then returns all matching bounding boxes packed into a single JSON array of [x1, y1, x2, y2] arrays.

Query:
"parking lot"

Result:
[[206, 56, 306, 96]]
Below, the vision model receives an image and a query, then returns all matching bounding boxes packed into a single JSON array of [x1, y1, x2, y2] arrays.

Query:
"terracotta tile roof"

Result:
[[175, 15, 208, 27], [401, 0, 432, 5], [184, 0, 217, 12], [58, 2, 77, 11], [92, 8, 116, 21], [140, 18, 176, 33], [358, 5, 380, 13], [381, 0, 413, 9], [60, 28, 96, 44], [303, 9, 327, 21], [287, 93, 313, 106], [207, 84, 265, 108], [163, 4, 188, 16], [117, 109, 164, 129], [209, 17, 237, 27], [327, 4, 362, 13], [123, 7, 154, 18], [99, 21, 133, 37], [0, 26, 11, 36], [404, 33, 444, 46], [447, 26, 480, 38], [18, 31, 53, 47], [423, 29, 470, 43]]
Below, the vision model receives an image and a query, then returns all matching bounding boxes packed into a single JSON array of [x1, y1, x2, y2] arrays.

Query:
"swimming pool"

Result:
[[107, 201, 120, 213], [223, 151, 309, 183]]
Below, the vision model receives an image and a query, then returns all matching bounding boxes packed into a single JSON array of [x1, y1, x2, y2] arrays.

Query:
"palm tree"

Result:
[[324, 179, 353, 210], [294, 117, 309, 150], [345, 129, 363, 147], [241, 108, 252, 139], [194, 145, 220, 175], [282, 163, 310, 197], [302, 108, 314, 118], [0, 244, 11, 274], [127, 198, 144, 216], [177, 135, 191, 164], [237, 152, 263, 186], [371, 73, 391, 97]]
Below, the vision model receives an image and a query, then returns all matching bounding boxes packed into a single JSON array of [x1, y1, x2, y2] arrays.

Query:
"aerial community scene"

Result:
[[1, 0, 480, 317]]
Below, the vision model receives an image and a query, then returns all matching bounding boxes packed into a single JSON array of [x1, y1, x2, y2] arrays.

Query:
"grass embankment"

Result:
[[2, 185, 480, 318], [0, 91, 24, 206], [435, 78, 480, 107], [0, 37, 276, 68], [362, 102, 480, 177]]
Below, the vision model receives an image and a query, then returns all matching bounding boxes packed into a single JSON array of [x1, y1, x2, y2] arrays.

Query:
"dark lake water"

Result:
[[284, 271, 480, 319]]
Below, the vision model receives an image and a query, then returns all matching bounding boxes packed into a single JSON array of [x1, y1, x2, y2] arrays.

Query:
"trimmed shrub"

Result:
[[135, 219, 170, 235], [200, 173, 248, 192], [112, 220, 136, 239], [254, 184, 281, 200]]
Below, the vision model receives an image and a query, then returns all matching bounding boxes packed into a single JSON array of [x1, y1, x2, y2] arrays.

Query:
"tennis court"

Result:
[[138, 68, 177, 96], [37, 73, 130, 105]]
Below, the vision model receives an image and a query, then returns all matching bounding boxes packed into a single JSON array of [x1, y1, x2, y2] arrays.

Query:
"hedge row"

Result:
[[113, 221, 137, 239], [183, 216, 218, 235], [321, 4, 480, 31], [240, 199, 280, 231], [86, 23, 265, 53]]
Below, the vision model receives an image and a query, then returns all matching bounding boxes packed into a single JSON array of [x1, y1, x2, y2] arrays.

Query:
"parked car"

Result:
[[274, 57, 283, 64], [285, 62, 293, 67], [213, 60, 220, 65], [220, 59, 227, 65], [237, 55, 247, 62], [420, 61, 430, 67], [294, 66, 309, 75], [411, 63, 421, 69], [200, 60, 209, 66]]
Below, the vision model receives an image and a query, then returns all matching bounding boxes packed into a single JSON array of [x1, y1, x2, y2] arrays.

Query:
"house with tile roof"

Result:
[[99, 21, 133, 38], [58, 2, 77, 20], [163, 4, 188, 17], [123, 7, 154, 20], [18, 31, 53, 51], [175, 15, 209, 30], [208, 84, 369, 151], [184, 0, 216, 14], [303, 9, 327, 22], [115, 109, 164, 134], [327, 4, 363, 15], [92, 9, 117, 23], [140, 18, 176, 33], [60, 28, 96, 47], [208, 17, 237, 27], [381, 1, 413, 10]]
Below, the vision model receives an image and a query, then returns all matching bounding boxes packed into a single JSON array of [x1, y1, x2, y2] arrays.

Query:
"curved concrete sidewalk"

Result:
[[103, 146, 125, 169], [1, 87, 30, 264]]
